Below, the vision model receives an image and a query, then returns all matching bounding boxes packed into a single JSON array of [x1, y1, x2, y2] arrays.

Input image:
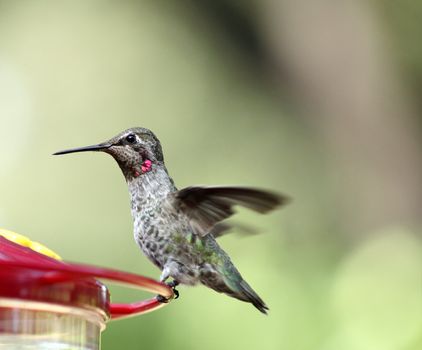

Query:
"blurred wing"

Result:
[[209, 222, 260, 239], [173, 186, 289, 237]]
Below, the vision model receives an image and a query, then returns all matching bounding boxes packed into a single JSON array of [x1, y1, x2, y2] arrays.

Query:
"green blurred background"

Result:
[[0, 1, 421, 349]]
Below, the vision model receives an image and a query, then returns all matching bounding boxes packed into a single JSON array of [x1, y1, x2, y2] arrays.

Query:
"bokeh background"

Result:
[[0, 1, 421, 349]]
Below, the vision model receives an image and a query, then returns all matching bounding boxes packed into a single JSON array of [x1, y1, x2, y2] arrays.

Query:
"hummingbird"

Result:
[[54, 128, 289, 314]]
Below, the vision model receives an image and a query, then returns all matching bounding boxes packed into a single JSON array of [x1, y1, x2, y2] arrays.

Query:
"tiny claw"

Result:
[[167, 280, 179, 288], [156, 294, 170, 303], [156, 280, 180, 303], [166, 280, 180, 299]]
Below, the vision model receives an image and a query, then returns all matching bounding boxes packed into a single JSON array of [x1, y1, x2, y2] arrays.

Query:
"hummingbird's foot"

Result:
[[167, 280, 179, 288], [156, 294, 170, 303], [156, 289, 179, 302], [156, 280, 180, 303], [167, 280, 180, 299]]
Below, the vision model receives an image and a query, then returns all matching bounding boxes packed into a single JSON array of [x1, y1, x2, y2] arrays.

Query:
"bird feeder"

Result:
[[0, 229, 174, 349]]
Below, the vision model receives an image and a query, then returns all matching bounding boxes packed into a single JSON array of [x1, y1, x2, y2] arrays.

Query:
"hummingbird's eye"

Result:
[[125, 134, 136, 144]]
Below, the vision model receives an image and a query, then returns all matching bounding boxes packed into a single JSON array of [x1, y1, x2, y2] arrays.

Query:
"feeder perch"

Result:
[[0, 228, 174, 349]]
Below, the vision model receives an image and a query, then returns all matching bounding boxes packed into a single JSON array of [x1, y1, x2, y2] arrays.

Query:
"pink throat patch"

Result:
[[141, 159, 152, 174]]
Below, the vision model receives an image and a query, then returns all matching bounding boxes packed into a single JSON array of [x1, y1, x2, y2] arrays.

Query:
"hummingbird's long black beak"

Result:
[[53, 143, 112, 155]]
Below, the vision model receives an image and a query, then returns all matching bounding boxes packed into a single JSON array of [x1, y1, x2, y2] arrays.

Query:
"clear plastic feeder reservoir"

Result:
[[0, 230, 173, 350]]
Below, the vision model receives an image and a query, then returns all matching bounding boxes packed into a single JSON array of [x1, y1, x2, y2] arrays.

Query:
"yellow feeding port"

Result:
[[0, 228, 62, 260]]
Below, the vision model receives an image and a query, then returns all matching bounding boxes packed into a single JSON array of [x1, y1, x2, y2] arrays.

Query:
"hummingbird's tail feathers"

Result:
[[237, 280, 269, 315], [200, 240, 270, 314], [200, 262, 269, 314]]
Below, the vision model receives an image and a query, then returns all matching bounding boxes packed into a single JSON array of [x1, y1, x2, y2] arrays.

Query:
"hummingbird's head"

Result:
[[54, 127, 164, 179]]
